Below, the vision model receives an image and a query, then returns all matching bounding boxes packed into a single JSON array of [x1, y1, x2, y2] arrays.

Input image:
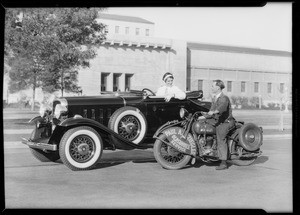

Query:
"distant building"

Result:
[[187, 43, 292, 104]]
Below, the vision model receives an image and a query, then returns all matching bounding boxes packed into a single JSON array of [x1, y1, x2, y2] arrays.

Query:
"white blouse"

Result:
[[156, 85, 186, 100]]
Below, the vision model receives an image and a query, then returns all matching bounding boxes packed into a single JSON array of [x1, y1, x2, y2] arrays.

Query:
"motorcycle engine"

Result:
[[199, 136, 215, 148], [192, 120, 216, 135]]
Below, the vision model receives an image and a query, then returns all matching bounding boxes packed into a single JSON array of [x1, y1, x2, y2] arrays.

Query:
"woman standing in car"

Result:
[[156, 72, 186, 102]]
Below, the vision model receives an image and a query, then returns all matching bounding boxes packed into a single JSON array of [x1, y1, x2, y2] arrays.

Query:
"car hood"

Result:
[[58, 94, 144, 107]]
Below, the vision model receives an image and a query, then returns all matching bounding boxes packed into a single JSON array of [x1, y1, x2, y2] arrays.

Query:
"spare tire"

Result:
[[108, 106, 147, 148], [238, 123, 263, 151]]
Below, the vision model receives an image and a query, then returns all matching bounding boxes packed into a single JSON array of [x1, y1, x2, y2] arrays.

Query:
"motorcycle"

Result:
[[153, 108, 263, 170]]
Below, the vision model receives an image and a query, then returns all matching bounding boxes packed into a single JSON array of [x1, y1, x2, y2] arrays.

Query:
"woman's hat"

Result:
[[163, 72, 174, 82]]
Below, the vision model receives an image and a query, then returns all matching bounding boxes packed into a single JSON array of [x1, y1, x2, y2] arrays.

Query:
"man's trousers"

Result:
[[216, 120, 235, 160]]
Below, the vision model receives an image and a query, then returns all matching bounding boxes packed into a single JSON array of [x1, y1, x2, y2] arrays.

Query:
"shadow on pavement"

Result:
[[188, 155, 269, 169], [252, 155, 269, 165], [93, 150, 157, 169]]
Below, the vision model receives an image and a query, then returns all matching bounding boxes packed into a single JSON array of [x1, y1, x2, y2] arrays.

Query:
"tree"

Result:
[[5, 8, 107, 110]]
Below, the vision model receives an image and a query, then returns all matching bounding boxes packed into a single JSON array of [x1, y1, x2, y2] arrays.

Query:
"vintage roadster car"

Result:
[[22, 88, 211, 171]]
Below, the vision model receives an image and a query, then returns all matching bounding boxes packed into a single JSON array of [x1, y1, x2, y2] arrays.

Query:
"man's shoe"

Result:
[[216, 160, 228, 170]]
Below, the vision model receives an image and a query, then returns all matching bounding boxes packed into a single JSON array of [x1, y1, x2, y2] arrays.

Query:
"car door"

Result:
[[144, 97, 188, 136]]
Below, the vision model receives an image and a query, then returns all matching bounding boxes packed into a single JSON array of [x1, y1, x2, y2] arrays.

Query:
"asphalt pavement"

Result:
[[3, 108, 293, 211]]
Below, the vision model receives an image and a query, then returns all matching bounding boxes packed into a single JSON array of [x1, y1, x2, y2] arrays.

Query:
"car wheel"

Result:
[[153, 134, 191, 170], [108, 106, 147, 147], [59, 126, 103, 171], [29, 148, 60, 162]]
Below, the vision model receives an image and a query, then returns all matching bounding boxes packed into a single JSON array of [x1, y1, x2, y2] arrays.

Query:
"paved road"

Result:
[[4, 137, 292, 212], [3, 108, 293, 212]]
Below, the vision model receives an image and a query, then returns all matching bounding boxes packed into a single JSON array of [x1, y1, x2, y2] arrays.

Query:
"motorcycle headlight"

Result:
[[39, 104, 52, 117], [54, 103, 68, 119], [180, 108, 189, 119]]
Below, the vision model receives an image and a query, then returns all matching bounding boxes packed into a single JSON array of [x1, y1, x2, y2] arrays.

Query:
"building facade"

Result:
[[98, 13, 155, 37], [187, 43, 292, 104]]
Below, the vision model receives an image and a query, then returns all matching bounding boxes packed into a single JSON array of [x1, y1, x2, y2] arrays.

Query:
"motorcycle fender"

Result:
[[153, 120, 181, 138], [162, 127, 197, 156]]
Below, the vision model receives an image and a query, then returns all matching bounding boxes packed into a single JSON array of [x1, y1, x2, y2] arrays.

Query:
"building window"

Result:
[[145, 29, 149, 36], [241, 81, 246, 93], [115, 26, 119, 34], [254, 82, 259, 93], [104, 26, 109, 34], [268, 83, 272, 94], [198, 80, 203, 91], [280, 83, 284, 93], [113, 73, 121, 91], [101, 73, 109, 91], [125, 27, 129, 34], [227, 81, 232, 92], [135, 28, 139, 35], [125, 74, 133, 91]]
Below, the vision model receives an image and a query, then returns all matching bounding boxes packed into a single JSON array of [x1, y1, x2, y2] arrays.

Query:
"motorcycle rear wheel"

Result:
[[228, 139, 256, 166], [153, 134, 191, 170]]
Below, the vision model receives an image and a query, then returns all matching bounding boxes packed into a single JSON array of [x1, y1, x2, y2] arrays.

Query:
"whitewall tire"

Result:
[[108, 106, 147, 147], [59, 126, 103, 171]]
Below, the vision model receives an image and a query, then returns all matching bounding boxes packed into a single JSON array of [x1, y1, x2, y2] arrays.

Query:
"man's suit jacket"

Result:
[[210, 92, 233, 125]]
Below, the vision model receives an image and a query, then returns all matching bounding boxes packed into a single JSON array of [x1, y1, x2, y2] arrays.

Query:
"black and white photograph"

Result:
[[3, 2, 293, 212]]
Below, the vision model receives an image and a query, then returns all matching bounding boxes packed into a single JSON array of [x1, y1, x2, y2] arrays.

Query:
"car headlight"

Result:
[[39, 104, 52, 117], [54, 104, 68, 119], [180, 108, 188, 119]]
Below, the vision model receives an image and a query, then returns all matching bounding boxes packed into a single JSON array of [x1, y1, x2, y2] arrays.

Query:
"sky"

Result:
[[103, 3, 292, 52]]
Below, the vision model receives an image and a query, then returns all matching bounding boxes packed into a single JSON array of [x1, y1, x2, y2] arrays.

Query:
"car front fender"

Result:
[[50, 117, 147, 149], [28, 116, 45, 124]]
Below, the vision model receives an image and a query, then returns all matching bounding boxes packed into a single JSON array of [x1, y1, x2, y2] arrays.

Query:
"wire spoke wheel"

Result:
[[228, 138, 257, 166], [153, 133, 191, 170], [118, 115, 141, 141], [59, 126, 103, 171], [69, 135, 96, 163], [108, 106, 147, 148], [161, 142, 185, 164]]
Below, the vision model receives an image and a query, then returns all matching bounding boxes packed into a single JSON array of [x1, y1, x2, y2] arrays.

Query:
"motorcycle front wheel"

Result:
[[153, 134, 191, 170]]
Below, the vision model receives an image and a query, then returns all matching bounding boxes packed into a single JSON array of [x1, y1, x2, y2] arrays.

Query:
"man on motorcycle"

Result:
[[198, 80, 235, 170]]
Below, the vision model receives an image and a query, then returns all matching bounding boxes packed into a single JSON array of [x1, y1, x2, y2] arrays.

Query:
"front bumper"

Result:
[[21, 138, 57, 151]]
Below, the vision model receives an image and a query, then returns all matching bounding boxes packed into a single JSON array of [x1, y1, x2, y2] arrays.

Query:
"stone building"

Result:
[[78, 13, 291, 106]]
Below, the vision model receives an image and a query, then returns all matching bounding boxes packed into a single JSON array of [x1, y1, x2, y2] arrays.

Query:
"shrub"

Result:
[[241, 97, 249, 107], [266, 102, 281, 110], [249, 96, 259, 107], [230, 96, 238, 106]]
